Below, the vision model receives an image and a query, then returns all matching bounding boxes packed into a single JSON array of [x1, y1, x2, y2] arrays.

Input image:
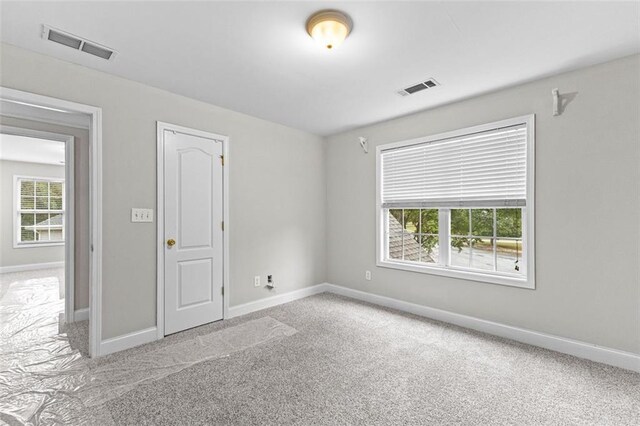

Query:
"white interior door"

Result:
[[163, 128, 223, 335]]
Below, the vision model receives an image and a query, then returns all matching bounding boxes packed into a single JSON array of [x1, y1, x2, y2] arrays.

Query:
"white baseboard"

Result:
[[0, 261, 64, 274], [99, 326, 158, 356], [323, 283, 640, 373], [74, 308, 89, 322], [227, 284, 327, 318], [94, 282, 639, 372]]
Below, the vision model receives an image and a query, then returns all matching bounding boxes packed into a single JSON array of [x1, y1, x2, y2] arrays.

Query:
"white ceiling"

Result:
[[0, 134, 66, 165], [1, 1, 638, 136]]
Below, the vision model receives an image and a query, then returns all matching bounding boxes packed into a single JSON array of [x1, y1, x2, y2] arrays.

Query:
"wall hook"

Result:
[[358, 136, 368, 154], [552, 88, 560, 116]]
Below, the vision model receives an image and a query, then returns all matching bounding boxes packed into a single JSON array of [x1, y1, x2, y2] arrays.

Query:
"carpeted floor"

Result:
[[102, 293, 639, 425], [2, 270, 639, 425]]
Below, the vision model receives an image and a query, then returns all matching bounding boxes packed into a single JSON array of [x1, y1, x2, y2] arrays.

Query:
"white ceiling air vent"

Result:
[[42, 25, 116, 60], [397, 78, 439, 97]]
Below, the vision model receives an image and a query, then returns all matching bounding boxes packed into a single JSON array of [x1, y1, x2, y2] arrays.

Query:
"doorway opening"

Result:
[[0, 87, 102, 357], [0, 125, 82, 349]]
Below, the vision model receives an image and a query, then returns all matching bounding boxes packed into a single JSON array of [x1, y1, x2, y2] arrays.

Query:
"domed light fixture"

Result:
[[306, 10, 352, 50]]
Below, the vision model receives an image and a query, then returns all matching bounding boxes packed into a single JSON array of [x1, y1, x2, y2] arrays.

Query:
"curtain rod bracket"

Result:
[[552, 88, 560, 116], [359, 136, 368, 154]]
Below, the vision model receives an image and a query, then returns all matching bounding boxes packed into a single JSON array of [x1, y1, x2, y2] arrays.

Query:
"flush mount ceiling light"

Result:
[[306, 10, 352, 50]]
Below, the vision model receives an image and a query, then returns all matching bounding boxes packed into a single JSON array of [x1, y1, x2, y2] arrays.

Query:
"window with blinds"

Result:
[[381, 124, 526, 208], [15, 177, 65, 245], [376, 115, 535, 289]]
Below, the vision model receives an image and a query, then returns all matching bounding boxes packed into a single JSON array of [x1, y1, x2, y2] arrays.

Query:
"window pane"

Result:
[[21, 196, 35, 209], [419, 235, 438, 263], [387, 210, 404, 260], [471, 209, 493, 237], [497, 208, 522, 238], [470, 238, 494, 271], [451, 209, 470, 236], [49, 228, 64, 242], [402, 209, 419, 233], [36, 213, 49, 225], [21, 213, 35, 226], [420, 209, 438, 234], [21, 180, 35, 196], [450, 237, 470, 267], [389, 209, 403, 229], [403, 233, 421, 261], [50, 197, 63, 210], [388, 232, 403, 260], [50, 182, 63, 197], [37, 229, 51, 241], [36, 181, 49, 196], [496, 239, 523, 274], [21, 228, 35, 242], [36, 196, 49, 210]]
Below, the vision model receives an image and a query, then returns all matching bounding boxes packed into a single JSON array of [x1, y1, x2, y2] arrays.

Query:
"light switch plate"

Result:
[[131, 208, 153, 223]]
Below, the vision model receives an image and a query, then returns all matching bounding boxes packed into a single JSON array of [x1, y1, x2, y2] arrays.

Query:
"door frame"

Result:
[[0, 86, 103, 357], [1, 126, 75, 323], [156, 121, 229, 339]]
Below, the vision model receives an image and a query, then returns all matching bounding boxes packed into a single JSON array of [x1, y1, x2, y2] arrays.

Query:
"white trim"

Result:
[[375, 114, 535, 289], [99, 326, 158, 356], [156, 121, 229, 340], [156, 124, 164, 340], [65, 136, 75, 322], [74, 307, 89, 321], [222, 133, 230, 320], [377, 260, 532, 289], [0, 109, 90, 130], [0, 99, 90, 130], [0, 261, 64, 274], [323, 283, 640, 373], [72, 280, 640, 371], [227, 284, 327, 318], [1, 87, 103, 357]]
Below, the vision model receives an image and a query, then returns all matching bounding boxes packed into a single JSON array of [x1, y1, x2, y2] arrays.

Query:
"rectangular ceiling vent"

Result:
[[397, 78, 439, 97], [42, 25, 116, 61]]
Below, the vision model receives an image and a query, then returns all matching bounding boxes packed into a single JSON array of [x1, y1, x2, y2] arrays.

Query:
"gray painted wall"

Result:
[[0, 43, 327, 339], [0, 159, 64, 266], [0, 117, 90, 310], [326, 54, 640, 354], [2, 42, 637, 355]]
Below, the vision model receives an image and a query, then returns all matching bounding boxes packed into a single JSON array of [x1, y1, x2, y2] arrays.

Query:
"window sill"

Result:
[[377, 259, 534, 289], [14, 242, 65, 249]]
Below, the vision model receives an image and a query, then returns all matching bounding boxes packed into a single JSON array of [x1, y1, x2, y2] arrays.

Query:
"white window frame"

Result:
[[13, 175, 66, 248], [376, 115, 535, 289]]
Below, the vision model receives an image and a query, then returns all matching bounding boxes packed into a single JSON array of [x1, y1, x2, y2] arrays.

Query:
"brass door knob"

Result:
[[167, 238, 176, 247]]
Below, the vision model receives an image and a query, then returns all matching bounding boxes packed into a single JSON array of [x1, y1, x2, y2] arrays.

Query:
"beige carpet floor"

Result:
[[1, 269, 638, 425]]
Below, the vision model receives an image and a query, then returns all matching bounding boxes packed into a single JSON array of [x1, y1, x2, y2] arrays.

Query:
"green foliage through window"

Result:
[[387, 207, 523, 274]]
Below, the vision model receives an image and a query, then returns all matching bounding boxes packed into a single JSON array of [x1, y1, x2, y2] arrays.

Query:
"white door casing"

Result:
[[163, 128, 224, 335], [0, 87, 101, 357]]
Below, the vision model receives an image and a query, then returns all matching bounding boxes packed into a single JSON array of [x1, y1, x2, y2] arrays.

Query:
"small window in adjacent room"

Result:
[[15, 177, 65, 247], [376, 115, 535, 288]]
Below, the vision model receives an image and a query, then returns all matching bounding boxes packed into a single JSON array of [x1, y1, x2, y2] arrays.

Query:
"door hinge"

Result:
[[221, 221, 224, 231], [221, 287, 224, 296], [220, 155, 224, 166]]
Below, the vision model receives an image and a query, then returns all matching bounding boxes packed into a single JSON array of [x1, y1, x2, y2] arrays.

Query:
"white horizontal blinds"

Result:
[[381, 123, 527, 208]]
